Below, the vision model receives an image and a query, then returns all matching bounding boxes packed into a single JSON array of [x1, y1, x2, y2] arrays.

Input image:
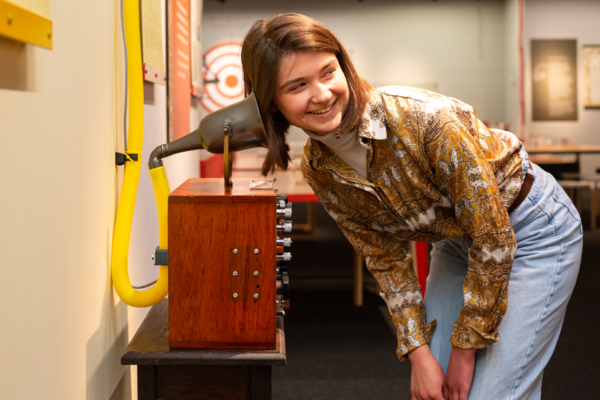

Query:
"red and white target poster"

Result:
[[199, 42, 245, 113]]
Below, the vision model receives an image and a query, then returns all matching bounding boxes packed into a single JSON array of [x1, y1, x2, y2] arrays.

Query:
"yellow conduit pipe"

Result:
[[111, 0, 169, 307]]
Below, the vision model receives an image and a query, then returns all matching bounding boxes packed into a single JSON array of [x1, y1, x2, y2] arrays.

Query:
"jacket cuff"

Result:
[[450, 319, 499, 349], [391, 306, 437, 362]]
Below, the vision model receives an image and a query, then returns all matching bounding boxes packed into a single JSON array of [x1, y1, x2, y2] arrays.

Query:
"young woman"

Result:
[[241, 13, 582, 400]]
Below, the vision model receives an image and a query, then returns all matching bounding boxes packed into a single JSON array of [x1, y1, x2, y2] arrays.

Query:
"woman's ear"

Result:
[[269, 103, 278, 112]]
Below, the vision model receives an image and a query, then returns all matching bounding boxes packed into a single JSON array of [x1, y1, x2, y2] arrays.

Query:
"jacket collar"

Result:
[[358, 89, 387, 140]]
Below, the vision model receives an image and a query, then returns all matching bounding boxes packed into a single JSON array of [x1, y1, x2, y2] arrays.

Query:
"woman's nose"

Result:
[[310, 83, 332, 103]]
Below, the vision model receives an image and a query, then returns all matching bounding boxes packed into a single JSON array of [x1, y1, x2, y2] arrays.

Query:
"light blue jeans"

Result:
[[424, 162, 582, 400]]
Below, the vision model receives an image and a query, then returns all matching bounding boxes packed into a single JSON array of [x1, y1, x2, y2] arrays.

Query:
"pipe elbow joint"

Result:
[[148, 145, 167, 170]]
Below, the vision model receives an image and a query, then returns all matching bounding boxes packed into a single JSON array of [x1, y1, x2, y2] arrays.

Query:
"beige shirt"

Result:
[[303, 129, 367, 179]]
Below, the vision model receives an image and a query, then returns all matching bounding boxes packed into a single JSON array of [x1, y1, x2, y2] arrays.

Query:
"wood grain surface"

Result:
[[526, 143, 600, 154], [155, 365, 254, 399], [170, 178, 276, 203], [168, 179, 277, 350]]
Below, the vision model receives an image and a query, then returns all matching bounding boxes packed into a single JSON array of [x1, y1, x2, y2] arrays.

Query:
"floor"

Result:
[[272, 203, 600, 399]]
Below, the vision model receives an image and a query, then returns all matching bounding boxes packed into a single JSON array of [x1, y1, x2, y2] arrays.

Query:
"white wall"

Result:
[[203, 0, 516, 148], [0, 1, 200, 399], [524, 0, 600, 173]]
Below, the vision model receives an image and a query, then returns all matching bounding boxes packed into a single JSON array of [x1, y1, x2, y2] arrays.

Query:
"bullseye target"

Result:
[[199, 42, 245, 113]]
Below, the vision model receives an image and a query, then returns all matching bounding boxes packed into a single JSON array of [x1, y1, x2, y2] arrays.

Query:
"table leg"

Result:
[[592, 182, 597, 231], [252, 366, 272, 400], [137, 365, 157, 400], [150, 365, 270, 399], [353, 251, 363, 307], [290, 202, 317, 240]]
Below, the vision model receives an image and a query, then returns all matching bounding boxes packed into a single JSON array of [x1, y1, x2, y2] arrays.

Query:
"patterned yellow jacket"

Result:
[[301, 86, 527, 360]]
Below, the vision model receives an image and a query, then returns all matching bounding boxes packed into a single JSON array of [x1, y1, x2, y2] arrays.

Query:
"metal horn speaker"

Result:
[[148, 92, 267, 187]]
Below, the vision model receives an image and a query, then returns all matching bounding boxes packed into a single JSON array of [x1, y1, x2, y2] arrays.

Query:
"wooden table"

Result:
[[526, 143, 600, 172], [526, 143, 600, 159], [122, 299, 286, 400]]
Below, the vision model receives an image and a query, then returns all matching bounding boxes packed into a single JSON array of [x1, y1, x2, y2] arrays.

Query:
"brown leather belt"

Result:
[[508, 170, 534, 214]]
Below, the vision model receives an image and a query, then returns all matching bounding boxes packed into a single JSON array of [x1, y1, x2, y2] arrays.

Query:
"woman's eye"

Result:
[[290, 83, 305, 91], [325, 69, 336, 77]]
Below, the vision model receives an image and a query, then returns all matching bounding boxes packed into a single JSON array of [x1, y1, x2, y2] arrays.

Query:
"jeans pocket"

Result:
[[551, 185, 583, 236], [511, 198, 545, 230], [553, 184, 582, 223]]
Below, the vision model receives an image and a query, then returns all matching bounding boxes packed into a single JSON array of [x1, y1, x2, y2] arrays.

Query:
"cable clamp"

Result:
[[115, 152, 139, 165], [152, 247, 168, 266]]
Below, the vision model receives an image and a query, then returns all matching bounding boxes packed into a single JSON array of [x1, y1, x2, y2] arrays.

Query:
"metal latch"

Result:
[[249, 179, 277, 191]]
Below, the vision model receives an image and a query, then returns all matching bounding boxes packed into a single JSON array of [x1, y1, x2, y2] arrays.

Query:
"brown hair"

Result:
[[241, 13, 372, 175]]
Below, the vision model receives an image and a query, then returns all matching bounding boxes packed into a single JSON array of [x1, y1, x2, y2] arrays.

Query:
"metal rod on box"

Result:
[[223, 122, 233, 188]]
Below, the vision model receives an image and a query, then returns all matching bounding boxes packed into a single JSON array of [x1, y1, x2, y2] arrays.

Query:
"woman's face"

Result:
[[273, 52, 350, 136]]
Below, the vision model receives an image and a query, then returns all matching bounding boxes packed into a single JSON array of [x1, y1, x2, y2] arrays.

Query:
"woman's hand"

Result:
[[444, 346, 476, 400], [408, 345, 447, 400]]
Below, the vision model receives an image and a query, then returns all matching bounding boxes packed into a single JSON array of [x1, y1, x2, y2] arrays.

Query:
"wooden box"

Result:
[[168, 178, 277, 350]]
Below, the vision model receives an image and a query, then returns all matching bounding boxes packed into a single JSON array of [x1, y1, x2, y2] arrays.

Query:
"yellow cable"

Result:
[[110, 0, 169, 307]]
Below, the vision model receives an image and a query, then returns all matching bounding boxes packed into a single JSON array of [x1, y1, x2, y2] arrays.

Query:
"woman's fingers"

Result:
[[408, 345, 446, 400], [442, 381, 449, 400], [445, 346, 476, 400]]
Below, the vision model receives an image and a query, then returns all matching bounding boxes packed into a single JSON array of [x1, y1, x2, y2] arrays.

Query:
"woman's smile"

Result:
[[308, 102, 334, 115]]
